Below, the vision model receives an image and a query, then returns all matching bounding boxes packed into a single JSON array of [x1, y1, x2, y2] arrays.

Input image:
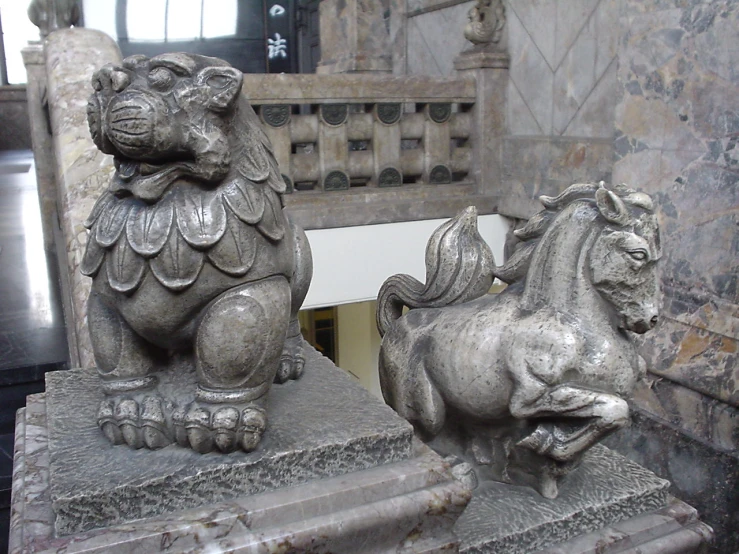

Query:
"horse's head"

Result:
[[500, 182, 662, 335], [588, 186, 662, 334]]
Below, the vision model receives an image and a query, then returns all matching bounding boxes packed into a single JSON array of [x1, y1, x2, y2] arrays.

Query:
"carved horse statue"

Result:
[[377, 183, 661, 498]]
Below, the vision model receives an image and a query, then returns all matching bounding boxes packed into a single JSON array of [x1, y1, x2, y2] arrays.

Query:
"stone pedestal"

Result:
[[10, 350, 470, 553], [454, 445, 712, 553]]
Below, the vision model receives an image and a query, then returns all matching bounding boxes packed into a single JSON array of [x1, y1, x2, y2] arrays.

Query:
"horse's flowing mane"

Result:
[[494, 182, 654, 284]]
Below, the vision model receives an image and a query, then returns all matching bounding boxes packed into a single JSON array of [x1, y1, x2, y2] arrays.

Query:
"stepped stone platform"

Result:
[[10, 349, 711, 553]]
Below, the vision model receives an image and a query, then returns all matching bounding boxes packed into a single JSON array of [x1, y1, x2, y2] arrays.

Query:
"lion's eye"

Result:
[[627, 249, 648, 261], [148, 67, 175, 91]]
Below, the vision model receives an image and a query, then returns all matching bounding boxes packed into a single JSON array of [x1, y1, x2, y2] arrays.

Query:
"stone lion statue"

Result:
[[82, 53, 312, 454]]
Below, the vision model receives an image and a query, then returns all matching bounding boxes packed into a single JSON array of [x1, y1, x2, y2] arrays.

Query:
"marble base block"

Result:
[[42, 349, 416, 536]]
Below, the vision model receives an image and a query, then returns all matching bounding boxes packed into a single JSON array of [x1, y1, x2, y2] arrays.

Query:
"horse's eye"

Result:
[[148, 67, 175, 91], [627, 249, 648, 261]]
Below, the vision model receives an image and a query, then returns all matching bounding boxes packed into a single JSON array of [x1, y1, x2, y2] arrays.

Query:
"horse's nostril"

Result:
[[650, 315, 659, 328]]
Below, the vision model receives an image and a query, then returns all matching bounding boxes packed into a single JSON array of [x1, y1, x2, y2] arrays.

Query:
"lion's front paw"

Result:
[[97, 394, 173, 450], [173, 402, 267, 454], [275, 333, 306, 383]]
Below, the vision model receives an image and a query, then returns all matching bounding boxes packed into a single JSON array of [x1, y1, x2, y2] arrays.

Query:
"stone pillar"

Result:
[[454, 46, 509, 203], [43, 28, 121, 368], [22, 43, 56, 252], [317, 0, 392, 74]]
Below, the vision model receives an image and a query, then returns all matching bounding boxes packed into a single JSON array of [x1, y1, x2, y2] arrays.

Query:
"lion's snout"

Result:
[[105, 96, 157, 156]]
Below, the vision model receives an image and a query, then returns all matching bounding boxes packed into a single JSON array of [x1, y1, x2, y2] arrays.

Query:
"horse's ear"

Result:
[[596, 188, 631, 225]]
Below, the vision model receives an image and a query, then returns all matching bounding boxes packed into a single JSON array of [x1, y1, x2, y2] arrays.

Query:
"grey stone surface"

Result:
[[378, 185, 661, 498], [11, 392, 469, 553], [605, 408, 737, 554], [45, 347, 414, 535], [0, 87, 32, 151], [534, 497, 712, 554], [500, 136, 613, 218], [455, 445, 671, 554]]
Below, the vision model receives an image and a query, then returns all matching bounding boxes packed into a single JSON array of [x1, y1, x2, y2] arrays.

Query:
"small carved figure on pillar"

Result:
[[377, 183, 661, 498], [28, 0, 80, 38], [82, 53, 312, 454], [464, 0, 506, 46]]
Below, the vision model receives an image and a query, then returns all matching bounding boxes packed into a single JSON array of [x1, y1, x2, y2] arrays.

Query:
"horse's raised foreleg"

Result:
[[510, 382, 628, 462], [506, 335, 629, 463], [379, 319, 446, 438]]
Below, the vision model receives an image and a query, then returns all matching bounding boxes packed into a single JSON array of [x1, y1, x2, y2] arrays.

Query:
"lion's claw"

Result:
[[275, 332, 306, 383], [180, 403, 267, 454], [97, 395, 173, 450]]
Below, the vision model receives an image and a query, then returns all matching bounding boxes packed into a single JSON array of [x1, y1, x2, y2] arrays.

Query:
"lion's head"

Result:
[[87, 53, 281, 202], [82, 54, 288, 294]]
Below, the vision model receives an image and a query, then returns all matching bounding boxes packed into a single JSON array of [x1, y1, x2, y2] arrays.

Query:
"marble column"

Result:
[[317, 0, 393, 74], [21, 43, 56, 253], [43, 28, 121, 368]]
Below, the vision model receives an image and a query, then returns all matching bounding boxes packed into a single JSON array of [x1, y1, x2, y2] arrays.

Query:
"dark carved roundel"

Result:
[[378, 167, 402, 187], [282, 174, 294, 193], [429, 165, 452, 184], [324, 170, 350, 191], [321, 104, 349, 126], [429, 103, 452, 123], [376, 103, 402, 125], [261, 105, 290, 127]]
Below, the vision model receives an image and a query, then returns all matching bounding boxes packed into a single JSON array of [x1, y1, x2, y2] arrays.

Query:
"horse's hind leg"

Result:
[[518, 393, 629, 461], [379, 325, 446, 437]]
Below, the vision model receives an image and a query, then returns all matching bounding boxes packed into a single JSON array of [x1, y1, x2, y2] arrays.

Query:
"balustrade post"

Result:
[[454, 48, 509, 203]]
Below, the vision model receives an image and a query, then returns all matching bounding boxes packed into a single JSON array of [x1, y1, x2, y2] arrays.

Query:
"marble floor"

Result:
[[0, 150, 70, 552]]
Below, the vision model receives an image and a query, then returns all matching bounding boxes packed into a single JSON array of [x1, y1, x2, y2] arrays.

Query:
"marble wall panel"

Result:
[[406, 2, 472, 76], [404, 0, 622, 219], [506, 79, 542, 135], [611, 2, 738, 551], [499, 136, 613, 217], [614, 0, 739, 309], [552, 0, 620, 136], [506, 5, 553, 134]]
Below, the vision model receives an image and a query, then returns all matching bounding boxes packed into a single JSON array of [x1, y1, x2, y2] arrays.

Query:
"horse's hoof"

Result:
[[517, 425, 554, 455]]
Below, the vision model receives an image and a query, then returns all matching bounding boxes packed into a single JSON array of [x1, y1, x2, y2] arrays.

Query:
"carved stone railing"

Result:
[[242, 73, 493, 230]]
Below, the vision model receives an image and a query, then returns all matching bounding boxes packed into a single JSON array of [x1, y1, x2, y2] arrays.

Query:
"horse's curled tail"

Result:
[[376, 206, 495, 337]]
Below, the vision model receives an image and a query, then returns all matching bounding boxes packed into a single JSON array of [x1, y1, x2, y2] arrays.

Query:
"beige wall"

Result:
[[336, 301, 383, 400]]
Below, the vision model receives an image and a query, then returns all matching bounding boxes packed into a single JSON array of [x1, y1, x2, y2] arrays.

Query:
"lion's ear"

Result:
[[196, 66, 243, 113]]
